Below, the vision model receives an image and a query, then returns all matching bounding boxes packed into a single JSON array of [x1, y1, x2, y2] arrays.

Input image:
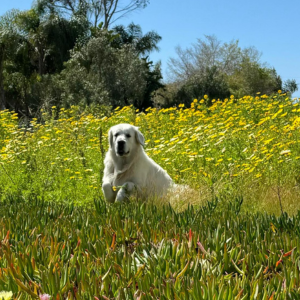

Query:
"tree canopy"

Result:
[[35, 0, 149, 28], [0, 2, 163, 115], [163, 35, 296, 106], [0, 3, 298, 116]]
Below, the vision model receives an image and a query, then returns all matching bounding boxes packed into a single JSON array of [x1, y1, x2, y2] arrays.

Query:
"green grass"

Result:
[[0, 197, 300, 299]]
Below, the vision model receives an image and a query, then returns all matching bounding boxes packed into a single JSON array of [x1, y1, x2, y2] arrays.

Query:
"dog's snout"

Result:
[[118, 140, 125, 147], [116, 139, 127, 156], [117, 140, 126, 152]]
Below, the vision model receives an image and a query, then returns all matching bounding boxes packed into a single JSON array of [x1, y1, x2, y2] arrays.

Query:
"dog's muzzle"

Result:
[[116, 140, 129, 156]]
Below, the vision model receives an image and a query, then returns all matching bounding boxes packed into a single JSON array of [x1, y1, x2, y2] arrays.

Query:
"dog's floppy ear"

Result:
[[135, 127, 145, 146], [108, 128, 114, 149]]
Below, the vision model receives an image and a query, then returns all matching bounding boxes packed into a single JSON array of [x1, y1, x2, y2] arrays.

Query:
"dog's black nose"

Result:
[[117, 140, 125, 149]]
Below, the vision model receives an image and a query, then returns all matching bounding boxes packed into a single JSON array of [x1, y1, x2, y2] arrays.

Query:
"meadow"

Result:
[[1, 92, 300, 299], [0, 91, 300, 213]]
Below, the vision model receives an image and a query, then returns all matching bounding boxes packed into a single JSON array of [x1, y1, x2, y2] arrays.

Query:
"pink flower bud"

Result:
[[39, 294, 51, 300]]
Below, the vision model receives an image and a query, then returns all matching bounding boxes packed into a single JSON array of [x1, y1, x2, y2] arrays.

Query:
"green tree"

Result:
[[112, 23, 161, 55], [111, 23, 163, 108], [167, 35, 261, 83], [0, 7, 89, 114], [227, 59, 282, 97], [165, 35, 298, 105], [174, 66, 230, 106], [283, 79, 298, 95], [1, 4, 160, 114], [56, 30, 149, 108], [0, 10, 24, 110], [16, 8, 89, 75]]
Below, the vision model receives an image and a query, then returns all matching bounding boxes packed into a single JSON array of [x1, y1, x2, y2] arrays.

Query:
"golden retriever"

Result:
[[102, 123, 173, 202]]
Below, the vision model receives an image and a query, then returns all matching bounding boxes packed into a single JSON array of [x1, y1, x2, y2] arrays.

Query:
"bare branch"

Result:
[[41, 0, 148, 28], [105, 0, 119, 28]]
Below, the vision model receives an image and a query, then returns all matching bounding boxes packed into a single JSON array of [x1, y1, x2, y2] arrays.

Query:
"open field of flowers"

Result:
[[0, 92, 300, 214], [1, 92, 300, 299]]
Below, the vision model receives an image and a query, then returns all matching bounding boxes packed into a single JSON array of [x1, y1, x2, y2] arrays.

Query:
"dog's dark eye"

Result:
[[126, 134, 131, 138], [114, 133, 119, 137]]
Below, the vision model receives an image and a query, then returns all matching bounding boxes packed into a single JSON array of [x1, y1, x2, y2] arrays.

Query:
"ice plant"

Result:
[[39, 294, 51, 300]]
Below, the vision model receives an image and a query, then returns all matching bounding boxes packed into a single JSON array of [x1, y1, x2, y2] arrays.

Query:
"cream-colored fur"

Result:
[[102, 123, 173, 202]]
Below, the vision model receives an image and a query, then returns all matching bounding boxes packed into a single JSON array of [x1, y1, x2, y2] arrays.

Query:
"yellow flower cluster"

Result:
[[130, 94, 300, 186], [0, 93, 299, 206]]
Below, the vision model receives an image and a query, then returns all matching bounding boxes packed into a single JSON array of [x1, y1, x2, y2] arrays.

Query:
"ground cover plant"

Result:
[[1, 92, 300, 298], [1, 196, 300, 299], [0, 91, 300, 214]]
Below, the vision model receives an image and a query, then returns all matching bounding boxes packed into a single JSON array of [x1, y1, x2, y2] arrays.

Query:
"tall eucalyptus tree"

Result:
[[35, 0, 149, 28]]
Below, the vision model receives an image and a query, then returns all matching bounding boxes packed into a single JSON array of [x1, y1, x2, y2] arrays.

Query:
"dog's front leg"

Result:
[[102, 182, 117, 203], [116, 182, 136, 202]]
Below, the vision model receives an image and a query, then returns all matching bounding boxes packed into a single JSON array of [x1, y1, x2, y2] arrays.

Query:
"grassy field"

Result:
[[0, 91, 300, 213], [1, 92, 300, 299]]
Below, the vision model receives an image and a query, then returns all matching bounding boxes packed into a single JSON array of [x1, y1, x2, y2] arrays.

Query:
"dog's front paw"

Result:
[[116, 188, 127, 202], [102, 182, 116, 203], [116, 182, 135, 202]]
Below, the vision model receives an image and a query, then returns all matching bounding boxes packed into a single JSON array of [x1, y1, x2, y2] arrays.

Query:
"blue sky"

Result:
[[1, 0, 300, 97]]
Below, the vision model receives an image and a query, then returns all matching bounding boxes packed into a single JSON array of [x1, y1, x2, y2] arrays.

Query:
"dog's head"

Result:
[[108, 123, 145, 157]]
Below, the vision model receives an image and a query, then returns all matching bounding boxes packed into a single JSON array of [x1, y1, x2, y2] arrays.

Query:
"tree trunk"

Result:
[[0, 47, 6, 110], [38, 43, 45, 75]]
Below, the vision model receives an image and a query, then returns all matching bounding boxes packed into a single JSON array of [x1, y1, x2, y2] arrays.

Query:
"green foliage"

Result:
[[0, 4, 162, 115], [14, 8, 89, 75], [1, 196, 300, 299], [283, 79, 298, 95], [0, 7, 89, 114], [59, 32, 149, 108], [228, 59, 282, 98], [112, 23, 162, 56], [165, 35, 297, 106], [172, 66, 231, 106], [0, 9, 26, 110], [33, 25, 163, 111]]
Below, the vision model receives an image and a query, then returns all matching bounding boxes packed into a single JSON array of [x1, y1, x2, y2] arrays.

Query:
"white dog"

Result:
[[102, 123, 173, 202]]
